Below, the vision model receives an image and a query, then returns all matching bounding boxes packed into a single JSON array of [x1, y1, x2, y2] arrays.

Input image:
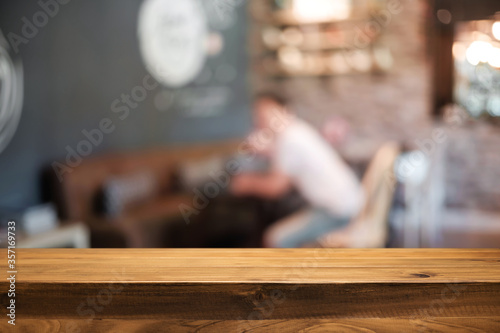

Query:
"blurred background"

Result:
[[0, 0, 499, 249]]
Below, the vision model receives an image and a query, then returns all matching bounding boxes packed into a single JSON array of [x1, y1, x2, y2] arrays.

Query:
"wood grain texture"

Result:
[[1, 249, 499, 332], [2, 318, 500, 333]]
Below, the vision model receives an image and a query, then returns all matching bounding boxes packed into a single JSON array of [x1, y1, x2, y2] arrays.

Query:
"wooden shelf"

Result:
[[249, 0, 393, 79], [257, 29, 380, 52], [256, 46, 392, 77], [257, 12, 372, 27]]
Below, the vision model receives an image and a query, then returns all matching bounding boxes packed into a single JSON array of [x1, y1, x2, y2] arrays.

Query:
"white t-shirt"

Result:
[[275, 117, 364, 217]]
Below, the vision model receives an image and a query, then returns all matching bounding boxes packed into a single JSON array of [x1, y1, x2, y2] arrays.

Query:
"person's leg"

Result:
[[263, 208, 350, 248], [263, 209, 313, 248]]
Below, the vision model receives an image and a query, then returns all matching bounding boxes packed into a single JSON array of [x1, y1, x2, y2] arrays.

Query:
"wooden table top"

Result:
[[2, 249, 499, 332], [3, 248, 500, 284]]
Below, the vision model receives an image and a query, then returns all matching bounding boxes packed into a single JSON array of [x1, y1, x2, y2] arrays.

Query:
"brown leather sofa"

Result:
[[44, 141, 240, 248]]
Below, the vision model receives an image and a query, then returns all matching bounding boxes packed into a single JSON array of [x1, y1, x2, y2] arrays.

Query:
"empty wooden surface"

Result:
[[1, 249, 499, 332]]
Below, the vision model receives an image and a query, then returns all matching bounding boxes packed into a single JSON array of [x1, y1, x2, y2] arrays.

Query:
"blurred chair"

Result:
[[319, 142, 400, 248]]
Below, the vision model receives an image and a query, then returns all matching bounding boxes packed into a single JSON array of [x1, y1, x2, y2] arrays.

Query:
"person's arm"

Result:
[[231, 168, 292, 199]]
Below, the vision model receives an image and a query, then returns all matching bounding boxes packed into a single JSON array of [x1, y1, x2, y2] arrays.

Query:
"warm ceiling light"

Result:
[[452, 42, 467, 61], [466, 41, 492, 65], [293, 0, 351, 22], [488, 47, 500, 68], [492, 21, 500, 40]]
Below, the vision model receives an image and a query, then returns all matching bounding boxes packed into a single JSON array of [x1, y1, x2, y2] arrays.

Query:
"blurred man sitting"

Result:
[[231, 92, 364, 248]]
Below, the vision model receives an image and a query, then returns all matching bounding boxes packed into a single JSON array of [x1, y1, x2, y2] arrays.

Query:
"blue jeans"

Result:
[[266, 208, 351, 248]]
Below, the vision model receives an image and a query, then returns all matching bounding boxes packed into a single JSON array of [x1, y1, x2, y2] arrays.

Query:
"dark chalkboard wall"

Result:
[[0, 0, 250, 208]]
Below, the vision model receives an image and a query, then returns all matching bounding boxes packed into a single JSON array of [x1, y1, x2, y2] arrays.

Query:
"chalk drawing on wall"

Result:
[[138, 0, 208, 88], [0, 30, 23, 155]]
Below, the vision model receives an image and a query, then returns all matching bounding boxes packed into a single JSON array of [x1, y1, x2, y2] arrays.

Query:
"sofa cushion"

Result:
[[103, 171, 157, 217]]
